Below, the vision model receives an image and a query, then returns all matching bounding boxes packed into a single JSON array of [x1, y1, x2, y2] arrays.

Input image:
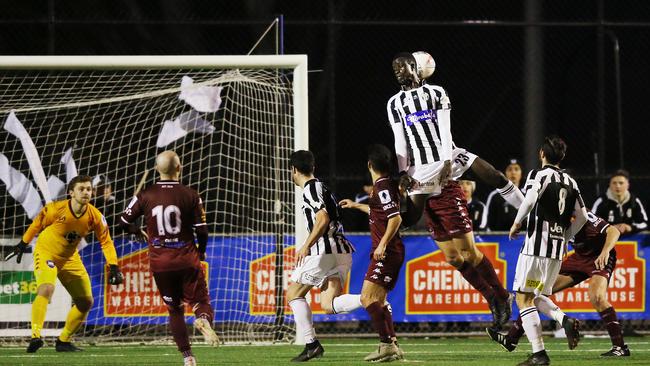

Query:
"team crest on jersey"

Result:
[[64, 231, 81, 243], [379, 190, 391, 204], [46, 260, 55, 268]]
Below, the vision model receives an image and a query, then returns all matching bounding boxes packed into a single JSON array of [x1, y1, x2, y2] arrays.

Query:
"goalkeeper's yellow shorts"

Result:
[[33, 250, 92, 299]]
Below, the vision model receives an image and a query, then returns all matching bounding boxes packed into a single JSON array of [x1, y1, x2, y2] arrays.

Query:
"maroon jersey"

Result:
[[121, 180, 207, 272], [571, 212, 611, 257], [368, 177, 403, 253]]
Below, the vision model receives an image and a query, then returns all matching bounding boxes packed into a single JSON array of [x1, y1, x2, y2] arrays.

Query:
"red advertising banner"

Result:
[[552, 242, 646, 312], [405, 243, 506, 314], [249, 247, 349, 315], [104, 248, 209, 317]]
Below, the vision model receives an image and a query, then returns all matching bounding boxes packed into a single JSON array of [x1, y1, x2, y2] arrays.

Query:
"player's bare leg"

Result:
[[360, 281, 399, 362], [438, 234, 511, 327], [320, 276, 362, 315], [468, 157, 524, 209], [515, 292, 550, 366], [27, 283, 54, 353], [588, 275, 630, 356], [287, 282, 323, 362]]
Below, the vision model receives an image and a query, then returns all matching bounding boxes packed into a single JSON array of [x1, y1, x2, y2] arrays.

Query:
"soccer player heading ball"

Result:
[[5, 175, 124, 353], [388, 51, 522, 327]]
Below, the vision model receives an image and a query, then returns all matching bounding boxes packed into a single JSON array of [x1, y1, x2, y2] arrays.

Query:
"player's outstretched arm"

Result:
[[4, 240, 29, 263], [510, 188, 538, 239], [339, 199, 369, 214], [374, 214, 402, 261], [6, 204, 55, 262], [295, 209, 331, 265]]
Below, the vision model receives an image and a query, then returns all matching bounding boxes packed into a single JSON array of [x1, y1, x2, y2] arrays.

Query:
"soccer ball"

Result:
[[412, 51, 435, 80]]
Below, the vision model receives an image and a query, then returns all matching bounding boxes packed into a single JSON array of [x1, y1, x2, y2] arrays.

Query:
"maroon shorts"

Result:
[[153, 266, 210, 308], [365, 245, 405, 291], [424, 181, 473, 241], [560, 250, 617, 283]]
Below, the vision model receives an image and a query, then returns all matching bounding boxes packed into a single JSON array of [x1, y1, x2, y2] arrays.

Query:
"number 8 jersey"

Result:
[[121, 180, 207, 271], [521, 166, 585, 260]]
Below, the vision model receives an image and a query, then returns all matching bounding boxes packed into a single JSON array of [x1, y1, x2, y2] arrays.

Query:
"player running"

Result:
[[120, 151, 218, 366], [5, 175, 124, 353], [388, 52, 514, 327], [488, 211, 630, 357], [288, 150, 362, 362], [340, 145, 406, 362], [508, 136, 588, 366]]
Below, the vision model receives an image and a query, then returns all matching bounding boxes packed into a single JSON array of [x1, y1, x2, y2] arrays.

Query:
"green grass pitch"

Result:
[[1, 337, 648, 365]]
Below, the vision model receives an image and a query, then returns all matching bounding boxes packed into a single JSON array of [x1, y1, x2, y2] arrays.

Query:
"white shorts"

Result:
[[407, 147, 478, 196], [512, 254, 562, 296], [290, 253, 352, 288]]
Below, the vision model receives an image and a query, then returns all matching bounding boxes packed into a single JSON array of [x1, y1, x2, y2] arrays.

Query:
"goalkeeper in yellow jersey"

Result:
[[5, 175, 124, 353]]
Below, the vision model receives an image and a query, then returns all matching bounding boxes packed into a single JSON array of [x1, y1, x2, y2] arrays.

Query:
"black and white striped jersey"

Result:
[[521, 166, 585, 260], [386, 84, 453, 172], [302, 178, 355, 256]]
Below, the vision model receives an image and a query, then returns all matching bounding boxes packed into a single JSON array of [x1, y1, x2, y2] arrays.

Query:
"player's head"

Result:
[[367, 144, 392, 176], [290, 150, 315, 184], [539, 135, 567, 166], [458, 180, 476, 200], [609, 169, 630, 196], [504, 158, 522, 186], [156, 150, 181, 180], [392, 52, 419, 86], [68, 175, 93, 205]]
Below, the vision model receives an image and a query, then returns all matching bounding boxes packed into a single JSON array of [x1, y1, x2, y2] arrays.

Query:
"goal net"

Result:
[[0, 55, 308, 344]]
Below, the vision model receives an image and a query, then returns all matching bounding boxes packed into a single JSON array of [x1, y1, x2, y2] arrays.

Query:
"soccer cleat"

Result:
[[183, 356, 197, 366], [485, 327, 517, 352], [291, 341, 324, 362], [55, 338, 83, 352], [601, 345, 630, 357], [194, 318, 220, 346], [363, 342, 399, 362], [26, 338, 44, 353], [561, 317, 581, 350], [516, 350, 550, 366], [488, 295, 510, 328]]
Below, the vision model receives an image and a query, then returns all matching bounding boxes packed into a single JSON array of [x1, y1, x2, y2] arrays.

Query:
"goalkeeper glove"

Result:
[[108, 265, 124, 285], [5, 241, 29, 263]]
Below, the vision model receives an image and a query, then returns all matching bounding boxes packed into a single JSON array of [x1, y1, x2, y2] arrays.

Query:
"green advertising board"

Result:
[[0, 271, 37, 304]]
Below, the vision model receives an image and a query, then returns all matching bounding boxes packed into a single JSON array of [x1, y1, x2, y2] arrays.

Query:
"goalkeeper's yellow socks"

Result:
[[59, 305, 86, 342], [31, 295, 49, 338]]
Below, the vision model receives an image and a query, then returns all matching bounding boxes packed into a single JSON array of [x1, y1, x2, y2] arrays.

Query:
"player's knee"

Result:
[[360, 292, 377, 308], [321, 301, 335, 314], [589, 292, 608, 309], [36, 284, 55, 299], [445, 254, 464, 269], [167, 304, 184, 315], [74, 297, 94, 313]]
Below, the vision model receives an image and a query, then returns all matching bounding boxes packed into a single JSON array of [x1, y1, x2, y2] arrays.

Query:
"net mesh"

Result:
[[0, 64, 297, 343]]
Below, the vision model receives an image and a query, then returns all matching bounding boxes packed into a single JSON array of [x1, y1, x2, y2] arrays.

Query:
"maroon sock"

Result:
[[475, 256, 509, 300], [366, 302, 391, 343], [599, 307, 625, 347], [169, 306, 191, 353], [506, 316, 525, 344], [458, 261, 496, 301], [383, 305, 396, 339], [193, 302, 214, 323]]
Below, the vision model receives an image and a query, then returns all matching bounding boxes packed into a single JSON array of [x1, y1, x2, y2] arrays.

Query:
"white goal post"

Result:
[[0, 55, 308, 343]]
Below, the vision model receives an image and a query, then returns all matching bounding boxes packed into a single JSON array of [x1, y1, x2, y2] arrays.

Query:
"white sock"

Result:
[[534, 295, 566, 324], [332, 294, 362, 314], [498, 181, 524, 209], [521, 306, 545, 353], [289, 298, 316, 344]]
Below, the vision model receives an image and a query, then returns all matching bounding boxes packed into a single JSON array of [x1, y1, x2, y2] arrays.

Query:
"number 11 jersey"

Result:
[[121, 180, 207, 271]]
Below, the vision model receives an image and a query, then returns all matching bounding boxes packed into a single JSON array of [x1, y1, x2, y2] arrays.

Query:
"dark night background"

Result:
[[1, 0, 650, 207]]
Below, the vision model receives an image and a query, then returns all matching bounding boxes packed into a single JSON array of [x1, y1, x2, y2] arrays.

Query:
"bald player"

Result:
[[5, 175, 124, 353], [120, 151, 218, 366]]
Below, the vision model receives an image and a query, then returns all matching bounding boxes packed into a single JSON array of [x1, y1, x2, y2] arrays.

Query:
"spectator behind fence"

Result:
[[459, 180, 486, 231], [484, 159, 523, 231], [592, 169, 648, 235]]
